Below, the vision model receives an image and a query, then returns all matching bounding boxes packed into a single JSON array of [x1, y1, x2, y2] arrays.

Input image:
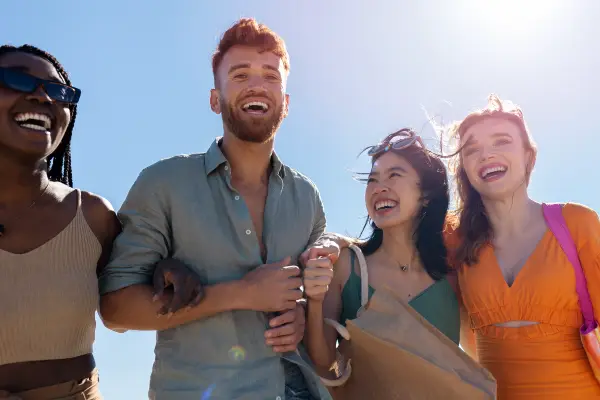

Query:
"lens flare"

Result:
[[201, 383, 216, 400], [228, 345, 246, 362]]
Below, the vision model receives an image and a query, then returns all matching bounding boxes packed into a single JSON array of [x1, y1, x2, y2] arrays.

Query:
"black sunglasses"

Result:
[[367, 128, 424, 157], [0, 67, 81, 105]]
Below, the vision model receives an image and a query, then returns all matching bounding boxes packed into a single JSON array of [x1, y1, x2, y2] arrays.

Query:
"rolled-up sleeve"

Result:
[[99, 164, 172, 295]]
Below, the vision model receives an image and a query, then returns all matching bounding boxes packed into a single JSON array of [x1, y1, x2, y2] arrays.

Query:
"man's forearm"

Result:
[[100, 281, 245, 331]]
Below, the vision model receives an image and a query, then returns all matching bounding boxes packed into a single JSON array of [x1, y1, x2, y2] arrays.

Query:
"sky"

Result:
[[3, 0, 600, 398]]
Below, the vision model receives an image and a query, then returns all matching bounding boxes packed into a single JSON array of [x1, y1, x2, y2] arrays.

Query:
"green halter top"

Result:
[[339, 251, 460, 344]]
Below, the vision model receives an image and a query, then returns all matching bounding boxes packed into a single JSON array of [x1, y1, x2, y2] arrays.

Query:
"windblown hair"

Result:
[[212, 18, 290, 84], [447, 94, 537, 266], [0, 44, 76, 187], [358, 132, 451, 280]]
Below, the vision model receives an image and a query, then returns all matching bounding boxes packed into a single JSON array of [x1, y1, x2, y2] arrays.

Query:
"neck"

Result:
[[0, 151, 48, 206], [482, 187, 538, 238], [221, 131, 275, 185], [379, 222, 418, 268]]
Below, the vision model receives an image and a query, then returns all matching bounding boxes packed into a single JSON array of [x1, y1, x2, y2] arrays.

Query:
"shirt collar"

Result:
[[204, 137, 286, 178]]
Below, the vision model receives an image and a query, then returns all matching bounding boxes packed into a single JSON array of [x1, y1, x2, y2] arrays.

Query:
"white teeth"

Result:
[[19, 123, 48, 131], [14, 113, 52, 130], [480, 166, 507, 179], [375, 200, 398, 211], [242, 101, 269, 112]]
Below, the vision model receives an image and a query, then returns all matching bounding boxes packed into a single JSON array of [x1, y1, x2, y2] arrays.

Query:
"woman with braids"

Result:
[[0, 44, 119, 399], [301, 129, 460, 392]]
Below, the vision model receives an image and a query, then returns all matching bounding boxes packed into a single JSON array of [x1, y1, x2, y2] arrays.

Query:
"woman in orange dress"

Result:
[[305, 94, 600, 399], [443, 94, 600, 399]]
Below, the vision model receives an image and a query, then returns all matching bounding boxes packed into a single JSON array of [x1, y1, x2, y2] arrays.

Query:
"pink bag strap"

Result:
[[542, 203, 597, 332]]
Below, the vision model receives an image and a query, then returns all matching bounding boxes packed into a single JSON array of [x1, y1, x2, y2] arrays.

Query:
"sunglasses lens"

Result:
[[2, 69, 37, 93], [45, 83, 79, 104]]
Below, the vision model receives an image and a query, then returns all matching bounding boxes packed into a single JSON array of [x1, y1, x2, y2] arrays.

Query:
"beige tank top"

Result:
[[0, 190, 102, 365]]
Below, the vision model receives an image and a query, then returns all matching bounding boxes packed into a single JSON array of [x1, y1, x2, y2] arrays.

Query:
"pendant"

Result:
[[401, 265, 408, 271], [0, 224, 4, 237]]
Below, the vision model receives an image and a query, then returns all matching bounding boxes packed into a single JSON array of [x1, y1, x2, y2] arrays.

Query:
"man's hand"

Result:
[[241, 257, 302, 312], [265, 303, 306, 353], [153, 258, 204, 316], [303, 257, 334, 302], [300, 237, 342, 267]]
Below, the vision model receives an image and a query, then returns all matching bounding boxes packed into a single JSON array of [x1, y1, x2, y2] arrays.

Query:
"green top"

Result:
[[339, 251, 460, 344]]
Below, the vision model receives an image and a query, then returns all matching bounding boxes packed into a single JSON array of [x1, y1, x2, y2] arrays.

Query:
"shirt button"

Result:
[[224, 165, 229, 171], [235, 195, 240, 200], [276, 397, 282, 400], [246, 229, 252, 235]]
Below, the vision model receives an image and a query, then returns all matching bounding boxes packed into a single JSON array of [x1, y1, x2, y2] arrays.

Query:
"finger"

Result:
[[188, 285, 205, 308], [285, 278, 303, 290], [265, 323, 295, 340], [303, 276, 333, 286], [167, 278, 193, 315], [267, 334, 298, 348], [303, 267, 334, 279], [305, 258, 333, 269], [281, 265, 301, 277], [272, 344, 298, 353], [157, 291, 173, 316], [268, 309, 295, 328], [267, 256, 291, 268], [152, 268, 166, 301], [285, 289, 304, 301]]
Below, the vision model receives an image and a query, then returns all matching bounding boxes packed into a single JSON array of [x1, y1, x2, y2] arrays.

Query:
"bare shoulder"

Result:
[[81, 191, 121, 244]]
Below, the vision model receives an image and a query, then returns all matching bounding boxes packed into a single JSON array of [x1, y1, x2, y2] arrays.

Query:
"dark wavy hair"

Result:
[[356, 131, 451, 280]]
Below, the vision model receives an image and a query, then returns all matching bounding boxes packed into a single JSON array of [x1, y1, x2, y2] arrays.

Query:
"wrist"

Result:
[[228, 279, 251, 310]]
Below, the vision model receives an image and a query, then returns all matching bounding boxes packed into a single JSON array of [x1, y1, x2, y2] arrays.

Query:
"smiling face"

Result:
[[210, 45, 289, 144], [0, 51, 71, 160], [365, 151, 424, 230], [460, 117, 534, 200]]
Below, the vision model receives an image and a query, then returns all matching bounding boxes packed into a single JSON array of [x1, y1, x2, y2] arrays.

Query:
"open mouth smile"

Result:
[[241, 101, 269, 115], [13, 112, 53, 133], [479, 164, 507, 182], [374, 199, 398, 213]]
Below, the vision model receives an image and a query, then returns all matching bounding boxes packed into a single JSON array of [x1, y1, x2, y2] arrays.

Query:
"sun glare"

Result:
[[466, 0, 564, 35]]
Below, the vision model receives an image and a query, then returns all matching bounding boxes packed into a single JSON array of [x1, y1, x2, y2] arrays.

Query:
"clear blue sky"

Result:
[[3, 1, 599, 398]]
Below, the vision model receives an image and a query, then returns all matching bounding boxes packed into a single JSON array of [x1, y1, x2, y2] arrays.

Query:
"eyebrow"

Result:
[[228, 63, 281, 76], [462, 132, 513, 147], [369, 166, 408, 176]]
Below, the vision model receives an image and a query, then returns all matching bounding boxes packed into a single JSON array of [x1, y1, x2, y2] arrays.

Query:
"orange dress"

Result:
[[449, 203, 600, 399]]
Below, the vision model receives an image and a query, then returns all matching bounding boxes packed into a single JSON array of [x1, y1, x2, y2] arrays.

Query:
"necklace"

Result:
[[399, 249, 417, 272], [0, 180, 51, 237]]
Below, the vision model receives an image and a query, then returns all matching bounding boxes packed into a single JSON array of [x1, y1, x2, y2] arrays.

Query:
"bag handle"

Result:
[[320, 244, 369, 387], [542, 203, 597, 332]]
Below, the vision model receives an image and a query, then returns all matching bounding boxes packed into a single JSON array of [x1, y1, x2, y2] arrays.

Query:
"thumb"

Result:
[[276, 256, 292, 267]]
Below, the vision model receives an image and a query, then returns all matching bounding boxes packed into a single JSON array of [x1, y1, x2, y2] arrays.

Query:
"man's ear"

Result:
[[210, 89, 221, 114], [283, 93, 290, 118]]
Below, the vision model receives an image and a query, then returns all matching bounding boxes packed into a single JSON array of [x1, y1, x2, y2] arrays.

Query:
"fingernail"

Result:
[[266, 340, 273, 345], [152, 295, 158, 302]]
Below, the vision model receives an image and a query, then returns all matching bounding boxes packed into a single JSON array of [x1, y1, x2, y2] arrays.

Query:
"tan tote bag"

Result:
[[319, 244, 497, 399]]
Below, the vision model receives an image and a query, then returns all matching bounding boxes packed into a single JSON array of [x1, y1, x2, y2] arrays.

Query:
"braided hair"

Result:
[[0, 44, 75, 187]]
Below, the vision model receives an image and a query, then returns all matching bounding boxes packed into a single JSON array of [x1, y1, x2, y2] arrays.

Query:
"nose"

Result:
[[372, 182, 390, 195], [25, 84, 53, 105], [479, 145, 495, 162]]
